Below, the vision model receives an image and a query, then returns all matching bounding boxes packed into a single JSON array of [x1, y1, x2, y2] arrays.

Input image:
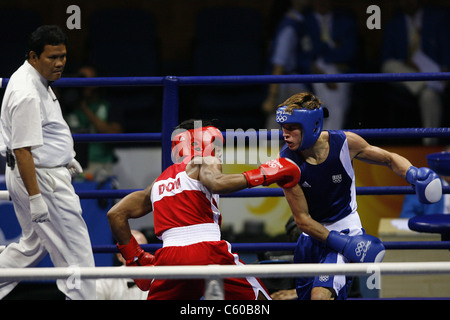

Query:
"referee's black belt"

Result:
[[6, 148, 15, 170]]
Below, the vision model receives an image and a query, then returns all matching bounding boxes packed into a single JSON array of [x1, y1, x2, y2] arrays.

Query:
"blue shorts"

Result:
[[294, 211, 365, 300], [294, 233, 352, 300], [294, 212, 364, 299]]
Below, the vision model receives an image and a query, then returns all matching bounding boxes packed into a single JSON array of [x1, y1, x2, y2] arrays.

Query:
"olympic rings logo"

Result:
[[355, 240, 372, 262], [355, 240, 369, 256], [276, 115, 287, 123]]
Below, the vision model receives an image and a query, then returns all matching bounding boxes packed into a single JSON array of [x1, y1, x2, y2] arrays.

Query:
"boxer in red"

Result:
[[107, 119, 301, 300]]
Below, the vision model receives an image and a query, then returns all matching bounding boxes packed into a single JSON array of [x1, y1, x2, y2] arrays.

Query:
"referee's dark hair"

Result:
[[26, 25, 67, 59]]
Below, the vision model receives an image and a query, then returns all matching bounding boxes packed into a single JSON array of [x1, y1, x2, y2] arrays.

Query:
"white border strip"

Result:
[[1, 262, 450, 282]]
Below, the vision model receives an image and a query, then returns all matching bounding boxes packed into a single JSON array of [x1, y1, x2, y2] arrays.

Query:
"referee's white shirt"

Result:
[[0, 60, 74, 167]]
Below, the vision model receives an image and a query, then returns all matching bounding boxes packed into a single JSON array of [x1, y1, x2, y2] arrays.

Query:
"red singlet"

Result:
[[148, 160, 270, 300]]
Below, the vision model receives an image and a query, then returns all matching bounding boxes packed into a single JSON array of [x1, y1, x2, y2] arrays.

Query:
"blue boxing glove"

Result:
[[326, 231, 385, 263], [406, 166, 442, 204]]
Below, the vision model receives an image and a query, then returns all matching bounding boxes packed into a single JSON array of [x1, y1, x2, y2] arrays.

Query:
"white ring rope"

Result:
[[0, 190, 9, 201], [1, 262, 450, 282]]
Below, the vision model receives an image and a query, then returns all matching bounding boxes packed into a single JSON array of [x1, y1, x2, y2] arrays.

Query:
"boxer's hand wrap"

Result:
[[406, 166, 442, 204], [117, 235, 155, 291], [326, 231, 385, 263], [242, 158, 301, 188]]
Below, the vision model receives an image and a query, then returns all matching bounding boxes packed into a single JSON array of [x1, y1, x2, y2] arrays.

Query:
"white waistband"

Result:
[[161, 223, 221, 247], [322, 211, 363, 236]]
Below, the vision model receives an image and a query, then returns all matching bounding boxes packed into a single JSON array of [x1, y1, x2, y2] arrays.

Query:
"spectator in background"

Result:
[[262, 0, 311, 129], [381, 0, 450, 145], [401, 146, 450, 218], [96, 229, 149, 300], [303, 0, 357, 130], [65, 65, 123, 179]]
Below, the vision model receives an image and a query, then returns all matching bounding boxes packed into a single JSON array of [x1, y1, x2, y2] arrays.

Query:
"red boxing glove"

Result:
[[117, 235, 155, 291], [243, 158, 301, 188]]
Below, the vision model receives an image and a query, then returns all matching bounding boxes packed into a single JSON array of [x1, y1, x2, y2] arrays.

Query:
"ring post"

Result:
[[161, 76, 180, 171]]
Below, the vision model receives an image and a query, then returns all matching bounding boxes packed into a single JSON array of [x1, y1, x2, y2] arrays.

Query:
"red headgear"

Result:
[[171, 126, 224, 164]]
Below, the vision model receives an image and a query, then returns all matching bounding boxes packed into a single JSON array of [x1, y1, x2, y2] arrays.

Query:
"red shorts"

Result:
[[146, 240, 270, 300]]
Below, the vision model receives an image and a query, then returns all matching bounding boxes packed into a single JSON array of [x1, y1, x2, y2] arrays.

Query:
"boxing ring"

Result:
[[1, 71, 450, 299]]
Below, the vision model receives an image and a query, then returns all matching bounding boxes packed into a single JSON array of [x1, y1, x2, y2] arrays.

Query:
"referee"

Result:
[[0, 25, 95, 299]]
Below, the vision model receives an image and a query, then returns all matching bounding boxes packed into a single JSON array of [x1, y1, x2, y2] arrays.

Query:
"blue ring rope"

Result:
[[3, 72, 450, 88], [93, 241, 450, 253], [77, 186, 450, 199], [177, 72, 450, 85], [73, 133, 162, 143], [72, 127, 450, 143]]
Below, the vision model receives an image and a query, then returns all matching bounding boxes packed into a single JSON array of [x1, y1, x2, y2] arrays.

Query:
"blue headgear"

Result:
[[276, 105, 324, 150]]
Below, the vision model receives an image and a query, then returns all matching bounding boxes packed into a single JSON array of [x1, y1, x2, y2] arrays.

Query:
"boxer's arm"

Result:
[[197, 156, 248, 194], [347, 132, 441, 203], [346, 131, 412, 178], [282, 184, 329, 243], [108, 183, 155, 292], [107, 182, 153, 245]]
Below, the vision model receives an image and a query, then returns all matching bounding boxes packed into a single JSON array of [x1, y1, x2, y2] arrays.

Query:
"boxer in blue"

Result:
[[275, 92, 442, 300]]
